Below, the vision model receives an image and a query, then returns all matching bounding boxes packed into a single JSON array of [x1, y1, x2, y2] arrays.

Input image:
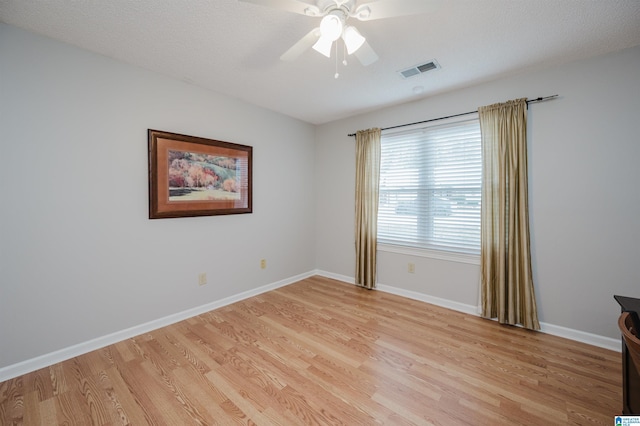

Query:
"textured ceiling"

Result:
[[1, 0, 640, 124]]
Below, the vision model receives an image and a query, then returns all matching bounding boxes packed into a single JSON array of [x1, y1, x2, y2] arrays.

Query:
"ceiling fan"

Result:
[[239, 0, 435, 67]]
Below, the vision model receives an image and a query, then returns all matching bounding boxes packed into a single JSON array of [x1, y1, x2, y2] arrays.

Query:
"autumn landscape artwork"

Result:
[[148, 129, 252, 219], [168, 150, 241, 202]]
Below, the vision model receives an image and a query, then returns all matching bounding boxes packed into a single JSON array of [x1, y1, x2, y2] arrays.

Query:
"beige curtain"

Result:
[[479, 99, 540, 330], [355, 128, 381, 289]]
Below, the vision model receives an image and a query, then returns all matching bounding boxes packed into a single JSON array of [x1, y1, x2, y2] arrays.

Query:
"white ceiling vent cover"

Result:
[[398, 60, 441, 79]]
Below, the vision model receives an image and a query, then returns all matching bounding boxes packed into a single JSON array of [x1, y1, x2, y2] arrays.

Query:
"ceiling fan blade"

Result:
[[238, 0, 321, 17], [353, 0, 437, 21], [280, 28, 321, 61], [354, 40, 379, 66]]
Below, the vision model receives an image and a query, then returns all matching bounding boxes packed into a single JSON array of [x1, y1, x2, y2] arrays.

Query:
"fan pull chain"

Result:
[[334, 41, 339, 79], [334, 40, 349, 79], [342, 42, 347, 66]]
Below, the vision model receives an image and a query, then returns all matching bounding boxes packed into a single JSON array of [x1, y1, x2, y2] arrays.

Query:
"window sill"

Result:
[[378, 243, 480, 265]]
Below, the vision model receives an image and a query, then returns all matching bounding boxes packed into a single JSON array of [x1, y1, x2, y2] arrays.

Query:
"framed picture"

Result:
[[148, 129, 252, 219]]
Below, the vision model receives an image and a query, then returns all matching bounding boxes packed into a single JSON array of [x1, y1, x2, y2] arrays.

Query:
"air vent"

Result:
[[398, 60, 440, 79]]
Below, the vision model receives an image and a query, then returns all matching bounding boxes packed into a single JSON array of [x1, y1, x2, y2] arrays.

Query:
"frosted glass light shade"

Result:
[[319, 14, 343, 41], [312, 36, 333, 58], [342, 26, 365, 55]]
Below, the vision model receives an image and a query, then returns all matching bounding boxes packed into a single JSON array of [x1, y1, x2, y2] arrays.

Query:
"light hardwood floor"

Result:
[[0, 276, 622, 425]]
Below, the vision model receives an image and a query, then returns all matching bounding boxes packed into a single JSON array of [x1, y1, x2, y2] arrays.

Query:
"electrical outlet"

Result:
[[408, 263, 415, 273], [260, 259, 267, 269], [198, 273, 207, 286]]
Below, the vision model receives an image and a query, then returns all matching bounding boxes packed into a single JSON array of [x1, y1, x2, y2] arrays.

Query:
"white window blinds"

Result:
[[377, 118, 482, 254]]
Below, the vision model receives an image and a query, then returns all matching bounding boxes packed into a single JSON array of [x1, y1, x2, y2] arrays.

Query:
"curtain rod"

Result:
[[347, 95, 559, 137]]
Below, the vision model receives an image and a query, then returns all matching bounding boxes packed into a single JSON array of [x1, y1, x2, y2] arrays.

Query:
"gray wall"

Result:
[[0, 24, 317, 370], [315, 45, 640, 341]]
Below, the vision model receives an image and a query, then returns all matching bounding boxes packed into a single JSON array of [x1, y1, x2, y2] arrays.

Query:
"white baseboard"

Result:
[[0, 271, 315, 382], [314, 270, 621, 353], [1, 270, 620, 382], [538, 322, 620, 352], [376, 282, 480, 316], [313, 270, 354, 285]]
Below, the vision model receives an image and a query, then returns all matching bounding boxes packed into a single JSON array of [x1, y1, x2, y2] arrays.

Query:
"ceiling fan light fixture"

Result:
[[312, 36, 334, 58], [318, 14, 343, 41], [342, 26, 365, 54]]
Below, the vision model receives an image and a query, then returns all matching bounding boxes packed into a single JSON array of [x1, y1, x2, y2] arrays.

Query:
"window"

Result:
[[377, 117, 482, 255]]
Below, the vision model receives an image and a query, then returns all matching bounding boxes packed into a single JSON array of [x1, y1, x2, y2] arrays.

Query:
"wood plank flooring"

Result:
[[0, 276, 622, 425]]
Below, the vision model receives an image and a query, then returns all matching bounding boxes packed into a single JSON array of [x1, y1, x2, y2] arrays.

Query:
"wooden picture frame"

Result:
[[148, 129, 252, 219]]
